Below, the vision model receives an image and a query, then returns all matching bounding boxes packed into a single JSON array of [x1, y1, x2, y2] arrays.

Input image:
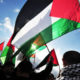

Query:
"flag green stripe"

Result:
[[1, 46, 11, 57], [31, 45, 47, 55], [12, 57, 16, 65], [18, 34, 45, 57], [0, 46, 13, 64], [41, 18, 80, 43], [15, 18, 80, 57]]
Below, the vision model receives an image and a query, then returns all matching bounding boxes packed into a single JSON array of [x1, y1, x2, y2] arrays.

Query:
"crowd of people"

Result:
[[0, 50, 80, 80]]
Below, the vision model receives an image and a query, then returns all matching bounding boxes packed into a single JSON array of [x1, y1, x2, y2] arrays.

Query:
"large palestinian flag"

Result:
[[0, 0, 53, 64], [12, 0, 80, 57], [12, 0, 52, 40]]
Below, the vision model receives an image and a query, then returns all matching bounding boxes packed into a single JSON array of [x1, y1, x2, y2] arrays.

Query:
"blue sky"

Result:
[[0, 0, 26, 45], [0, 0, 80, 77]]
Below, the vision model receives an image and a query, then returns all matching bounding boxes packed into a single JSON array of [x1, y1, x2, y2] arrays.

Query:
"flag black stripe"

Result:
[[13, 0, 52, 39]]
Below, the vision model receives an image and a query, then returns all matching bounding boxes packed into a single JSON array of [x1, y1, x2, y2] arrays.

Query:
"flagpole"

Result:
[[45, 44, 61, 78], [45, 44, 50, 52], [45, 44, 53, 59]]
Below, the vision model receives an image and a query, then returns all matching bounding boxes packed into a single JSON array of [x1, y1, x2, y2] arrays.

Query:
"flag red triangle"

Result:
[[7, 35, 15, 52], [48, 49, 59, 65], [50, 0, 80, 23], [7, 35, 13, 46], [0, 42, 4, 51]]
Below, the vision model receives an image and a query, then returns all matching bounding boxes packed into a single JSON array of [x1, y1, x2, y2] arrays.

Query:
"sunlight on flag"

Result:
[[31, 44, 37, 50]]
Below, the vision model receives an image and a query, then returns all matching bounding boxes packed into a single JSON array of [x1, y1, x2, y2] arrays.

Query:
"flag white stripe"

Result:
[[12, 2, 60, 48]]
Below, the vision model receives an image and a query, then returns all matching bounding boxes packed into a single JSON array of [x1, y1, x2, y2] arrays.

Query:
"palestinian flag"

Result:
[[0, 36, 15, 64], [12, 3, 54, 57], [48, 49, 59, 66], [36, 49, 59, 69], [12, 0, 53, 44], [0, 42, 4, 51], [0, 0, 52, 64], [12, 0, 80, 58], [12, 0, 52, 40]]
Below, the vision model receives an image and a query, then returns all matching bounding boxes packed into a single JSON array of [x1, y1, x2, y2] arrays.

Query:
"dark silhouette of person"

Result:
[[56, 50, 80, 80], [2, 60, 15, 80], [11, 56, 53, 80], [0, 63, 6, 80], [30, 57, 53, 80], [12, 58, 33, 80], [46, 73, 55, 80]]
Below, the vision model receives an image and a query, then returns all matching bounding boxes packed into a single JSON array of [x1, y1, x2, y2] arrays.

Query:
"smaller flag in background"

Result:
[[0, 42, 4, 51], [48, 49, 59, 66], [0, 36, 15, 64], [36, 49, 58, 69]]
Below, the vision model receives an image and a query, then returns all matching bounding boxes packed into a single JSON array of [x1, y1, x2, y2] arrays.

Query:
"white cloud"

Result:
[[0, 0, 3, 3], [3, 17, 14, 33], [14, 8, 20, 13]]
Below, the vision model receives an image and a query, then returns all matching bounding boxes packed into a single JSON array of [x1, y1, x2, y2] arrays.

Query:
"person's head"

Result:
[[2, 61, 14, 76], [15, 60, 33, 78], [62, 50, 80, 67]]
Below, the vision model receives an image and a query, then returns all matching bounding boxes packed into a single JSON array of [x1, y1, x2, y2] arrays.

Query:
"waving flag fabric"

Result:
[[50, 0, 80, 23], [0, 42, 4, 51], [12, 0, 80, 57], [12, 3, 54, 57], [0, 0, 53, 64], [0, 36, 15, 64], [12, 0, 52, 40], [36, 49, 59, 69], [48, 49, 59, 65]]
